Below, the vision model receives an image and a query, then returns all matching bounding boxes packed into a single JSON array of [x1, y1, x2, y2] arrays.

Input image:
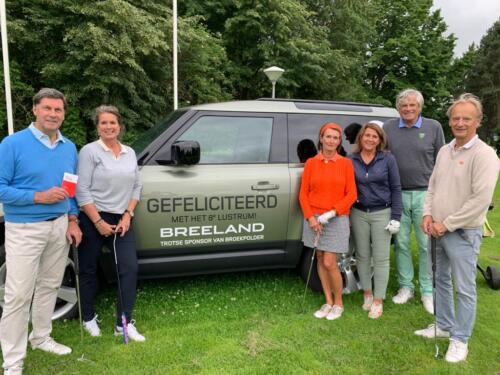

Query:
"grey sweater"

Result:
[[384, 117, 445, 190], [76, 140, 142, 213]]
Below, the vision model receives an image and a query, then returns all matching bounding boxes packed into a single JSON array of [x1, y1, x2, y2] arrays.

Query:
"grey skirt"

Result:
[[302, 215, 350, 253]]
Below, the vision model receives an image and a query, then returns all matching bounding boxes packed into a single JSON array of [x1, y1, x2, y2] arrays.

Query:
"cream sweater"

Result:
[[423, 137, 499, 232]]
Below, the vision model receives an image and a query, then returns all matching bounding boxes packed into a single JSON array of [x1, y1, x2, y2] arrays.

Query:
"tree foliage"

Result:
[[366, 0, 455, 120], [464, 19, 500, 147], [3, 0, 494, 147]]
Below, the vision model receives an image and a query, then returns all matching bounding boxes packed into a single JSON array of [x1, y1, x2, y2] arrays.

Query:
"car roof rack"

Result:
[[256, 98, 385, 108]]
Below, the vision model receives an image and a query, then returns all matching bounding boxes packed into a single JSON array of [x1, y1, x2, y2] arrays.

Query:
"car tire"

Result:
[[299, 244, 362, 295], [0, 243, 78, 321]]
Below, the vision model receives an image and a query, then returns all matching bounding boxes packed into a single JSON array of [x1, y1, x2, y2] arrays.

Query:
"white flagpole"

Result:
[[0, 0, 14, 135], [173, 0, 178, 110]]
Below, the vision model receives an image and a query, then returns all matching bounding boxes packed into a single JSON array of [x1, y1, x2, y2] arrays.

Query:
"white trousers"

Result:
[[0, 215, 69, 370]]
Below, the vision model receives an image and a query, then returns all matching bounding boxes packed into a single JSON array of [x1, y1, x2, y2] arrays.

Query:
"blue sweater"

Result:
[[350, 151, 402, 220], [0, 127, 78, 222]]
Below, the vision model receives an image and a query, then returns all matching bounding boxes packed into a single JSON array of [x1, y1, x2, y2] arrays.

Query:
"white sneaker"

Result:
[[326, 305, 344, 320], [414, 323, 450, 338], [83, 315, 101, 337], [421, 295, 434, 314], [392, 287, 414, 304], [114, 320, 146, 342], [368, 303, 383, 319], [31, 337, 72, 355], [313, 304, 332, 319], [362, 294, 373, 311], [445, 339, 468, 363], [4, 365, 23, 375]]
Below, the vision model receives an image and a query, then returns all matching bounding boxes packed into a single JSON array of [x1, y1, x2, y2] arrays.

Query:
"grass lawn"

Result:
[[22, 188, 500, 374]]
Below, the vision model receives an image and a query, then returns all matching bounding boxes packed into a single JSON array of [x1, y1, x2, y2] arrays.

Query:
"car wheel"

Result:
[[0, 244, 78, 321], [299, 243, 362, 295]]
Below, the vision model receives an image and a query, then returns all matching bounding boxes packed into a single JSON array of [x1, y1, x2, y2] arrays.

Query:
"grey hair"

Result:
[[32, 88, 67, 110], [396, 89, 424, 110], [447, 93, 483, 121]]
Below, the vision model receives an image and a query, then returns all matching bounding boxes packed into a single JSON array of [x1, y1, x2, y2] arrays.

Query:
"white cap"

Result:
[[370, 120, 384, 128]]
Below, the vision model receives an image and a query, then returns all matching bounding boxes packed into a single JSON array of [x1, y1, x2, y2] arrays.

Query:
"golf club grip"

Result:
[[71, 244, 79, 275]]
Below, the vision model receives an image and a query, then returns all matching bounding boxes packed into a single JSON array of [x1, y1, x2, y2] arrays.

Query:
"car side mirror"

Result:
[[171, 140, 200, 165]]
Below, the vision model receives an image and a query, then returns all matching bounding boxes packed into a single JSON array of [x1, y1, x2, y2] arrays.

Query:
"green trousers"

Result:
[[394, 190, 432, 296], [351, 207, 391, 299]]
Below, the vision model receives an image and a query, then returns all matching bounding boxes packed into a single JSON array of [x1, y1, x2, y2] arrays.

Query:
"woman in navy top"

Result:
[[350, 122, 402, 319]]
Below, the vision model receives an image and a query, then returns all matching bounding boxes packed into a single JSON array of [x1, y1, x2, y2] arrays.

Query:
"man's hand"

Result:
[[431, 222, 447, 237], [34, 187, 69, 204], [421, 215, 433, 235], [66, 221, 82, 246]]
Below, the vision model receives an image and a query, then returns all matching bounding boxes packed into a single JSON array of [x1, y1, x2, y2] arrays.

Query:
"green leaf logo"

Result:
[[419, 133, 425, 139]]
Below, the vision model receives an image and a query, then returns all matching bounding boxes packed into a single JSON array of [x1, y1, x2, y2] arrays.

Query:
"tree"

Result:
[[365, 0, 455, 120], [2, 0, 231, 145], [464, 19, 500, 147]]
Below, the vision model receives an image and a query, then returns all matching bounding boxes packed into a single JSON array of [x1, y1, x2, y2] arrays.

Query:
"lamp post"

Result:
[[263, 66, 284, 99], [1, 0, 13, 134]]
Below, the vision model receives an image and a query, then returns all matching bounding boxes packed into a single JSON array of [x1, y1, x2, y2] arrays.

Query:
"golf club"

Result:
[[112, 232, 128, 344], [301, 231, 320, 313], [71, 244, 84, 343], [430, 236, 440, 359]]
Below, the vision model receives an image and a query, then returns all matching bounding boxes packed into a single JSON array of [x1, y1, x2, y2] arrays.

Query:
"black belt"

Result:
[[45, 215, 63, 222], [353, 203, 389, 213]]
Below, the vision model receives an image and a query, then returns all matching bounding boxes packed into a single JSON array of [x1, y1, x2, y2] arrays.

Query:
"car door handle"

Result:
[[251, 181, 279, 190]]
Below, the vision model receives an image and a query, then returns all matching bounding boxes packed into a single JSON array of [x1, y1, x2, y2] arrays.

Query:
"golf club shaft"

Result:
[[71, 244, 84, 342], [112, 232, 128, 344], [301, 231, 320, 312], [431, 236, 439, 358]]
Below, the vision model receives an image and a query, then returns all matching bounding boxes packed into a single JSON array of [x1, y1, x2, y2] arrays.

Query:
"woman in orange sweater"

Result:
[[299, 123, 357, 320]]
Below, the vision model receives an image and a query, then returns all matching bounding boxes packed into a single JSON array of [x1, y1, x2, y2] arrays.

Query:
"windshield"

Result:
[[132, 109, 187, 154]]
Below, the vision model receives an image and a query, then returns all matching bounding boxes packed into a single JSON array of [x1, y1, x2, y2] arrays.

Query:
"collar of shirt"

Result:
[[29, 123, 65, 149], [398, 115, 422, 129], [448, 134, 478, 150], [97, 138, 127, 155], [315, 151, 341, 163]]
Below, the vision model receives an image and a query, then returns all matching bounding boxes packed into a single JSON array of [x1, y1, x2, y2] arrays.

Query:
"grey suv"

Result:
[[0, 98, 398, 319]]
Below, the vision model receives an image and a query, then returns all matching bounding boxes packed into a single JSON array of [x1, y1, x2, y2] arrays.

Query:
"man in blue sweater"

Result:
[[384, 89, 445, 315], [0, 88, 82, 375]]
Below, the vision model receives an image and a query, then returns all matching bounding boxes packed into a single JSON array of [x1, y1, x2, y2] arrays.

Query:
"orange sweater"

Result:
[[299, 153, 357, 219]]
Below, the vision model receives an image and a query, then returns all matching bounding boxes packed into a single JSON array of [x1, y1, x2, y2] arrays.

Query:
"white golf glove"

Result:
[[317, 210, 336, 225], [385, 220, 400, 235]]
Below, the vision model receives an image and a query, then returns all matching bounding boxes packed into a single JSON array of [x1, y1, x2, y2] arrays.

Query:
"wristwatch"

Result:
[[124, 209, 134, 218], [68, 215, 79, 224]]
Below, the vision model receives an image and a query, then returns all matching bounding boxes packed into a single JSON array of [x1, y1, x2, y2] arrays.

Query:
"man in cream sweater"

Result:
[[416, 93, 499, 363]]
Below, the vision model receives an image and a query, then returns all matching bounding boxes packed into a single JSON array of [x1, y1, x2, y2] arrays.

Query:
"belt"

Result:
[[353, 203, 389, 213], [45, 215, 63, 222]]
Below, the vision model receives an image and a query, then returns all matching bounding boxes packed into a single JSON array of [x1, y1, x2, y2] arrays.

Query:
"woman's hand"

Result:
[[308, 216, 322, 234], [95, 220, 116, 237], [115, 215, 131, 237]]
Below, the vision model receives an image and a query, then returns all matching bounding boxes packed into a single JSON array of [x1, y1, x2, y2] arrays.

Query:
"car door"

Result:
[[134, 111, 290, 275]]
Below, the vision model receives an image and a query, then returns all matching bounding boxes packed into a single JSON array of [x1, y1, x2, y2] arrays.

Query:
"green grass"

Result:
[[23, 189, 500, 374]]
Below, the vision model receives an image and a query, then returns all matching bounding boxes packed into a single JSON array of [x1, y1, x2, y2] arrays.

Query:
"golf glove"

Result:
[[385, 220, 400, 235], [318, 210, 336, 225]]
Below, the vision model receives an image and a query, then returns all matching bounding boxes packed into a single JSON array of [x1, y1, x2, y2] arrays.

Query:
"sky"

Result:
[[432, 0, 500, 57]]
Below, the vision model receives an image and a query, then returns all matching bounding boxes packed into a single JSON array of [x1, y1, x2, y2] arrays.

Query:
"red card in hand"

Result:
[[61, 173, 78, 198]]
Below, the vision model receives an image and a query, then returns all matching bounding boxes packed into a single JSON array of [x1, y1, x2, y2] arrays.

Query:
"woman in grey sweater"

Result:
[[75, 105, 144, 341]]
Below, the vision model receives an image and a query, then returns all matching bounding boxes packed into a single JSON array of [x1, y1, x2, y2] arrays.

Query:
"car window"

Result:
[[288, 114, 394, 163], [178, 116, 273, 164]]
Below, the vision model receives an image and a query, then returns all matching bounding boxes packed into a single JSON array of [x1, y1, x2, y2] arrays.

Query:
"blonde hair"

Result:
[[352, 122, 387, 154]]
